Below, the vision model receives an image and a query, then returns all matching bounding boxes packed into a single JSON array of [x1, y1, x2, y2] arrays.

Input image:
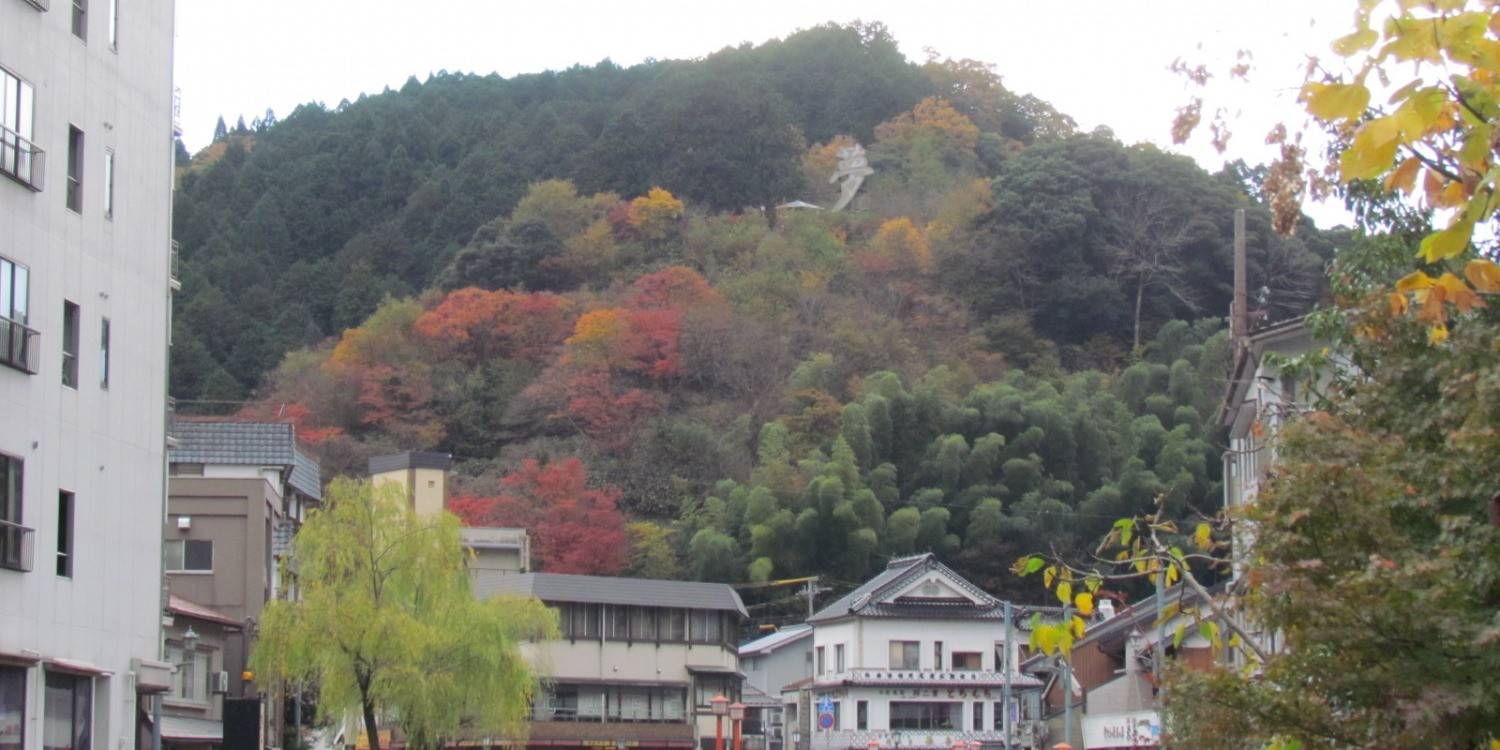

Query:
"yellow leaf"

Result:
[[1419, 219, 1475, 263], [1435, 272, 1483, 312], [1429, 323, 1450, 345], [1034, 625, 1058, 656], [1166, 564, 1181, 585], [1464, 259, 1500, 293], [1388, 291, 1410, 316], [1044, 566, 1056, 589], [1075, 593, 1095, 616], [1303, 82, 1371, 121], [1340, 117, 1402, 180], [1194, 522, 1213, 550], [1071, 615, 1087, 639], [1332, 28, 1379, 56], [1384, 157, 1422, 194], [1395, 271, 1436, 293], [1057, 581, 1073, 606]]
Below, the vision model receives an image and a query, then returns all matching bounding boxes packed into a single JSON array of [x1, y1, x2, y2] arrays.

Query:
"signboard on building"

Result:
[[1082, 711, 1161, 749], [817, 695, 835, 730]]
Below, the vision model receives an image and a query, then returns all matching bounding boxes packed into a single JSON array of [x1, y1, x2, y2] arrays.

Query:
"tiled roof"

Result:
[[169, 418, 322, 500], [475, 573, 749, 616], [808, 553, 1004, 624], [167, 594, 241, 627]]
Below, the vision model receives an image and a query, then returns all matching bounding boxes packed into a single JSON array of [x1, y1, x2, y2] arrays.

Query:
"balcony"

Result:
[[0, 519, 35, 572], [1, 127, 46, 191], [0, 316, 39, 374]]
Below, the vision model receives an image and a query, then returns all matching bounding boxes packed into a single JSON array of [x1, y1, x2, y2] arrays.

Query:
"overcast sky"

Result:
[[173, 0, 1355, 225]]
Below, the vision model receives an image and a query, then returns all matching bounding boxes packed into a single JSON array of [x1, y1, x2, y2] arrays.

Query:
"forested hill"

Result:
[[171, 21, 1345, 602]]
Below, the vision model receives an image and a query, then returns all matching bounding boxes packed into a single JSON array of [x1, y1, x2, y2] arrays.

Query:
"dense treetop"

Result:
[[175, 22, 1340, 606]]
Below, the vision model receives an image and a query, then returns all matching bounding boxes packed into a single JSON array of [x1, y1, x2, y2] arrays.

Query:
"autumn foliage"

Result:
[[450, 457, 630, 576]]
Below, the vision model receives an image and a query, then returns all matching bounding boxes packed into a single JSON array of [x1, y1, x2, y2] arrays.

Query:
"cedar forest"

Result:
[[170, 22, 1344, 612]]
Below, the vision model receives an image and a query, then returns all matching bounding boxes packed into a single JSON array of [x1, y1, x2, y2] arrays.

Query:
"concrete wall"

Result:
[[0, 1, 175, 750]]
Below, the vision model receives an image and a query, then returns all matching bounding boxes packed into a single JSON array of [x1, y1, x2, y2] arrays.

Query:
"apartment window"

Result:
[[61, 301, 78, 388], [71, 0, 87, 40], [97, 318, 109, 389], [889, 640, 919, 670], [815, 646, 824, 675], [973, 701, 983, 730], [65, 127, 82, 212], [0, 454, 23, 571], [163, 539, 212, 572], [56, 491, 73, 578], [168, 645, 206, 702], [953, 652, 983, 671], [0, 665, 24, 750], [1, 67, 40, 189], [855, 700, 867, 731], [101, 150, 113, 219], [42, 671, 91, 750], [834, 643, 844, 673], [0, 257, 33, 373], [934, 641, 943, 670], [889, 702, 957, 730]]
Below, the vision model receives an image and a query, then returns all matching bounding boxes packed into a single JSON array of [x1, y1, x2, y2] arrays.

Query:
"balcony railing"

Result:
[[0, 316, 40, 374], [1, 127, 47, 191], [0, 519, 35, 572]]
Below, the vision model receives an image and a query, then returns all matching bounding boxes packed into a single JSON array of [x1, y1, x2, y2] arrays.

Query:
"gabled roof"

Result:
[[167, 594, 241, 627], [475, 572, 748, 617], [808, 553, 1003, 624], [169, 418, 322, 500], [739, 624, 813, 657]]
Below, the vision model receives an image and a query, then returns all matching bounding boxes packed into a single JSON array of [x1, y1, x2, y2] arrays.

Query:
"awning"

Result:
[[685, 666, 744, 678], [161, 715, 223, 743], [45, 658, 113, 677]]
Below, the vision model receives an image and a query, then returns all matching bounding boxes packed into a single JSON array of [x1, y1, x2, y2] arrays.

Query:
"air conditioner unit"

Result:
[[213, 670, 230, 694]]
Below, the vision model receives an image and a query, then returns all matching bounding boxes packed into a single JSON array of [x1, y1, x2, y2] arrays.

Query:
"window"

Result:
[[65, 127, 82, 212], [42, 671, 91, 750], [973, 701, 983, 730], [629, 606, 657, 641], [815, 646, 824, 675], [608, 605, 630, 641], [934, 641, 943, 670], [56, 491, 73, 578], [61, 301, 78, 388], [97, 318, 108, 389], [953, 652, 983, 671], [658, 608, 685, 641], [689, 609, 723, 644], [0, 454, 23, 571], [855, 700, 867, 731], [101, 150, 112, 219], [71, 0, 87, 40], [889, 640, 919, 670], [107, 0, 117, 48], [0, 256, 33, 373], [834, 643, 844, 673], [1, 67, 40, 189], [168, 645, 206, 703], [561, 603, 600, 639], [0, 665, 23, 750], [888, 702, 958, 730], [163, 539, 212, 572]]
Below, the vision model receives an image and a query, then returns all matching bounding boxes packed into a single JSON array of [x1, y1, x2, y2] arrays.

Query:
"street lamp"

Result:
[[729, 702, 746, 750], [711, 695, 729, 750]]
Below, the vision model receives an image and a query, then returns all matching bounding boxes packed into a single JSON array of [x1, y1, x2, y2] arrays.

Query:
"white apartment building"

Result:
[[1, 3, 178, 750], [797, 555, 1042, 750]]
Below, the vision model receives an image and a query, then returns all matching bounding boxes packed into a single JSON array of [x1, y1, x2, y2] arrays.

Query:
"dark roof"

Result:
[[169, 419, 322, 500], [475, 573, 748, 617], [807, 553, 1006, 624], [167, 595, 241, 627], [368, 451, 453, 474]]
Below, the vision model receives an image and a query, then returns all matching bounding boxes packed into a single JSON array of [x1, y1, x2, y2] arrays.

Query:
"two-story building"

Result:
[[739, 625, 813, 750], [796, 554, 1042, 750], [475, 573, 748, 750]]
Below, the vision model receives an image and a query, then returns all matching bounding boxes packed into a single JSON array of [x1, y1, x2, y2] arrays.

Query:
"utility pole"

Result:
[[1232, 208, 1248, 343], [798, 578, 830, 618]]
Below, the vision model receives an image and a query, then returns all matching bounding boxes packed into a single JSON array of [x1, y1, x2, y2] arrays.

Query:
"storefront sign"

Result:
[[1082, 711, 1161, 749]]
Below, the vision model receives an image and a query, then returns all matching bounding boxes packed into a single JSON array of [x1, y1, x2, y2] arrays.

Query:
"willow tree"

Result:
[[252, 479, 557, 750]]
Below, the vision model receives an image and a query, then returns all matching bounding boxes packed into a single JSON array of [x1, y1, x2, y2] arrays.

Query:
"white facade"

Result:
[[1, 2, 177, 750], [799, 556, 1041, 750]]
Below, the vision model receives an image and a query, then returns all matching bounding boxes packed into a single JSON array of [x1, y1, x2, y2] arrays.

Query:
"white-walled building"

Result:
[[1, 2, 178, 750], [796, 555, 1042, 750]]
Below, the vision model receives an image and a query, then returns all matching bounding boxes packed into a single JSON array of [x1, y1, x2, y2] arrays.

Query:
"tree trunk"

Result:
[[1133, 276, 1145, 351]]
